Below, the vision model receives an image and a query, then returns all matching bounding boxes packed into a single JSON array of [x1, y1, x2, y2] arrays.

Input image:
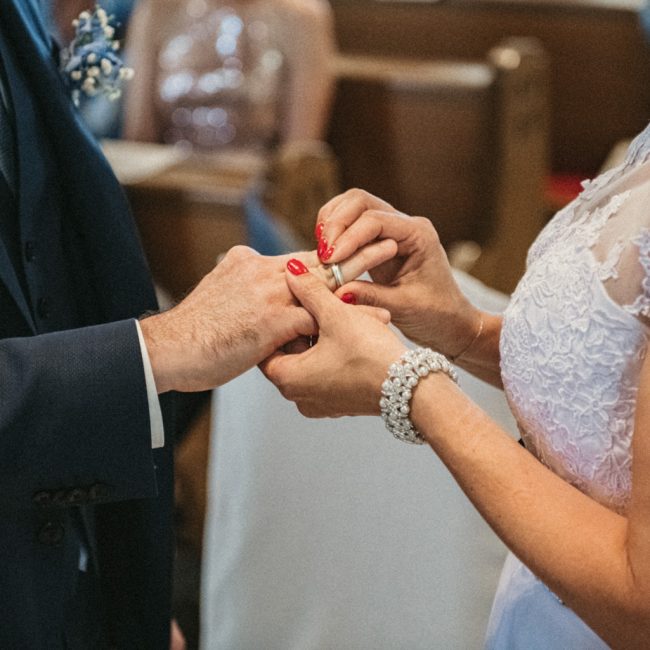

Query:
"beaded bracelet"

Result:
[[379, 348, 458, 444]]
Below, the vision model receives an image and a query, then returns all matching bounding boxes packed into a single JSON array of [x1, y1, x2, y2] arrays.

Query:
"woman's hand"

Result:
[[315, 189, 482, 358], [261, 261, 407, 417]]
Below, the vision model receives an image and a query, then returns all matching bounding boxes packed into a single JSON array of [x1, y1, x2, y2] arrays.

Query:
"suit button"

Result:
[[37, 522, 65, 546], [24, 241, 35, 262], [89, 483, 111, 500], [37, 297, 50, 319], [51, 489, 67, 506], [32, 491, 52, 507], [66, 488, 87, 505]]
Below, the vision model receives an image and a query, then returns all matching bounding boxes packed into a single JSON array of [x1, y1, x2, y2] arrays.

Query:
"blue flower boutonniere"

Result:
[[59, 5, 134, 106]]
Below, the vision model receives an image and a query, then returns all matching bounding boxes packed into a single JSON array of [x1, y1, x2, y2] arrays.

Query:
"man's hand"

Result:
[[170, 619, 186, 650], [140, 242, 396, 393]]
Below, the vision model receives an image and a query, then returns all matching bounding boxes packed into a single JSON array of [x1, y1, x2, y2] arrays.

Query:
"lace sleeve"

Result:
[[622, 229, 650, 320], [589, 161, 650, 328]]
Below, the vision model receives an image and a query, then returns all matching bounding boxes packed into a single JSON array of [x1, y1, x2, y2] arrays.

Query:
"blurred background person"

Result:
[[123, 0, 336, 257], [123, 0, 334, 153]]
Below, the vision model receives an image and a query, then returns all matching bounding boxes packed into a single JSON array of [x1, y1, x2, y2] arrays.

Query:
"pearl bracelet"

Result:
[[380, 348, 458, 444]]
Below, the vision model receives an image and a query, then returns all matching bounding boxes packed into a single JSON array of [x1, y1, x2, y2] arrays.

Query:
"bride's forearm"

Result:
[[411, 376, 649, 648], [448, 312, 504, 388]]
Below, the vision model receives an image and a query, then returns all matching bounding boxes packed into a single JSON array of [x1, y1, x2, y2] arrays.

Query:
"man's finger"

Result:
[[283, 337, 312, 355], [352, 305, 392, 324], [334, 279, 397, 312], [287, 305, 319, 337], [336, 238, 397, 287]]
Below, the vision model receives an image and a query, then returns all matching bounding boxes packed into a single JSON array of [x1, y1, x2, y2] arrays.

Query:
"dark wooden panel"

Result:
[[332, 0, 650, 174], [329, 57, 499, 245], [328, 38, 550, 292]]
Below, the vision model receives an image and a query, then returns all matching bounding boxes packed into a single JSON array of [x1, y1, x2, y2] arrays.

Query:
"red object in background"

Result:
[[545, 174, 585, 211]]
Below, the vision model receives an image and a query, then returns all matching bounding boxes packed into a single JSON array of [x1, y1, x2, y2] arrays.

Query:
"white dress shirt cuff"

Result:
[[135, 319, 165, 449]]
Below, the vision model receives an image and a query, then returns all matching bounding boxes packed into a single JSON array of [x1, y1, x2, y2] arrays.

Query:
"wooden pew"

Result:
[[328, 38, 549, 292], [103, 142, 339, 300], [331, 0, 650, 175]]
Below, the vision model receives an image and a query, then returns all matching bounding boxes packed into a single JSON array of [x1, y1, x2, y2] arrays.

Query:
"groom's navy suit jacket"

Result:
[[0, 1, 174, 647]]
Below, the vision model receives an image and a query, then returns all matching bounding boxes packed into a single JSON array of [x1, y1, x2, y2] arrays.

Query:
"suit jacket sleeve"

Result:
[[0, 318, 159, 510]]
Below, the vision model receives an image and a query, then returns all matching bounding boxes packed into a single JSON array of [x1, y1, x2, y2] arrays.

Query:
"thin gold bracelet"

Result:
[[449, 314, 484, 363]]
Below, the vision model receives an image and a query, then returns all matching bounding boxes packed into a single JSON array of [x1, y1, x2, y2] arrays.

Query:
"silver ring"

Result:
[[328, 263, 344, 289]]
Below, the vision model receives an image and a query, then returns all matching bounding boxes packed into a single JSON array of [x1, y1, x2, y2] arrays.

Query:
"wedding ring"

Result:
[[328, 263, 345, 289]]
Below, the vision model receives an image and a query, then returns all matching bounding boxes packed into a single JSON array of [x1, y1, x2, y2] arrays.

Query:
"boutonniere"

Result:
[[59, 5, 134, 106]]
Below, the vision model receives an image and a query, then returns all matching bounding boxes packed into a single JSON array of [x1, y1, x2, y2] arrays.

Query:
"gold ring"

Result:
[[327, 263, 344, 289]]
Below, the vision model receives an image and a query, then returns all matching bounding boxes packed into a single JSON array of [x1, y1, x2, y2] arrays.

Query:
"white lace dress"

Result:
[[485, 127, 650, 649]]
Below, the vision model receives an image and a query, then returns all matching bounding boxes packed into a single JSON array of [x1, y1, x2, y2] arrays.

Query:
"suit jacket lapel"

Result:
[[0, 33, 36, 332], [0, 0, 158, 323]]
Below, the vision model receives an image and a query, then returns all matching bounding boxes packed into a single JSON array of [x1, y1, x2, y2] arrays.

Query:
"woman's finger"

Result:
[[333, 238, 398, 289], [317, 190, 396, 252], [259, 348, 293, 386], [315, 192, 349, 236], [260, 345, 316, 401], [285, 262, 344, 326], [327, 210, 431, 265], [311, 238, 397, 290]]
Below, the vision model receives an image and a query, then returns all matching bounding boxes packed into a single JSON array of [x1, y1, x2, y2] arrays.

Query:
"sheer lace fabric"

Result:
[[488, 126, 650, 649], [501, 124, 650, 515]]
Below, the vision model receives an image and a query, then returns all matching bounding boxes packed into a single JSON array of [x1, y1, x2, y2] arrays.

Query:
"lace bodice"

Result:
[[500, 125, 650, 513]]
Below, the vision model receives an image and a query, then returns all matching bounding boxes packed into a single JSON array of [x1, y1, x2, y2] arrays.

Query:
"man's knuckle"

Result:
[[229, 245, 254, 260], [347, 187, 365, 199], [413, 216, 434, 233]]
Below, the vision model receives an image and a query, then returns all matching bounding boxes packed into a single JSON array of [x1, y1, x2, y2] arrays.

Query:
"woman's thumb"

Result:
[[286, 259, 341, 322], [335, 279, 395, 311]]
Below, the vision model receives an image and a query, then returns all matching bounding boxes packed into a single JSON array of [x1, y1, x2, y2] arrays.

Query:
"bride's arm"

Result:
[[263, 267, 650, 649], [411, 361, 650, 649], [443, 311, 503, 387], [315, 189, 505, 388]]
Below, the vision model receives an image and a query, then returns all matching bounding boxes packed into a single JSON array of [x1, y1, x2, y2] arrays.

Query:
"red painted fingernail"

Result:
[[317, 238, 328, 259], [322, 245, 335, 262], [341, 293, 356, 304], [287, 258, 309, 275], [315, 222, 324, 240]]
